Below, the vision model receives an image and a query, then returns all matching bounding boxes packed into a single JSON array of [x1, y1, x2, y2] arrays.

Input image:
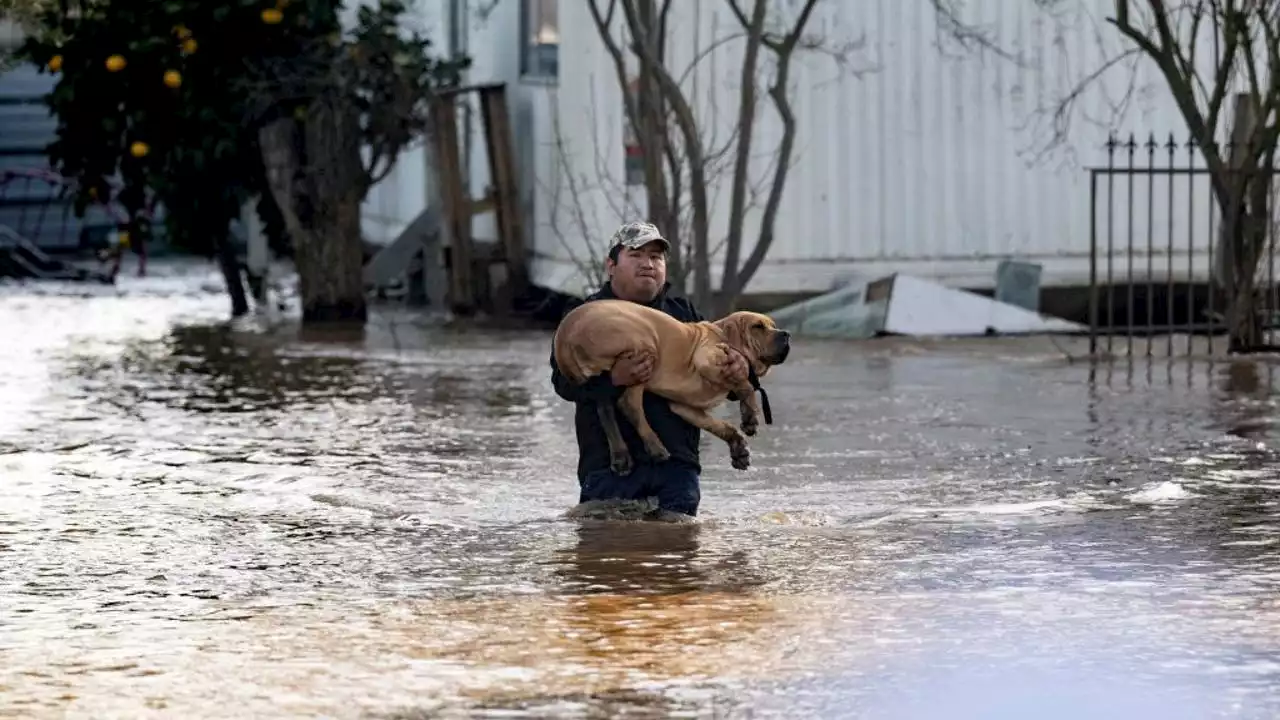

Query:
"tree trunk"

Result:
[[1227, 215, 1266, 353], [634, 0, 683, 289], [258, 98, 368, 325], [292, 197, 366, 322], [719, 0, 767, 314]]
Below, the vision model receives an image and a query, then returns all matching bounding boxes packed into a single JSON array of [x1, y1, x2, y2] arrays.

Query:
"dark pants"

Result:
[[579, 460, 702, 517]]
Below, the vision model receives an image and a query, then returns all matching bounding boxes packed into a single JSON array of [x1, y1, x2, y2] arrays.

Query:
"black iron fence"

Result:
[[1088, 133, 1280, 358]]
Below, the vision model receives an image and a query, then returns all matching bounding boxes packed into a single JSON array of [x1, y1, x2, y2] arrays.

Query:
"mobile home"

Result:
[[365, 0, 1233, 309]]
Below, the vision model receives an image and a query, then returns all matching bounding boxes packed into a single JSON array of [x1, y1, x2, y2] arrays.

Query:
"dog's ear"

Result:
[[726, 312, 773, 369], [718, 312, 748, 352]]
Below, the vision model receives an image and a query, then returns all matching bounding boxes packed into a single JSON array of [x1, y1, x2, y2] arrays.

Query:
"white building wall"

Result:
[[532, 0, 1238, 298], [354, 0, 1242, 301]]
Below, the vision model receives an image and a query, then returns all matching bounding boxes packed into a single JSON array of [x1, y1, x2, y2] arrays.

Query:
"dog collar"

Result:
[[726, 345, 773, 426], [747, 364, 773, 426]]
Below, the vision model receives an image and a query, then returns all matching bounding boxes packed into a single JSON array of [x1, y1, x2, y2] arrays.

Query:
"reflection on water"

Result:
[[63, 324, 382, 414], [6, 263, 1280, 718], [1215, 360, 1276, 440], [551, 522, 768, 599]]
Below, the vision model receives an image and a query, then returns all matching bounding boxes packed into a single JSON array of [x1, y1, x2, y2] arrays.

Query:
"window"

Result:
[[521, 0, 558, 80]]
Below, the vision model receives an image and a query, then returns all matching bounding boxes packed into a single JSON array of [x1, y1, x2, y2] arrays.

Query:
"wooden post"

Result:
[[478, 85, 528, 295], [426, 83, 529, 318], [432, 92, 475, 315]]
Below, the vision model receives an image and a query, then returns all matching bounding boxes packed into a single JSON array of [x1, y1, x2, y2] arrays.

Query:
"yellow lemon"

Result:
[[163, 70, 182, 88], [129, 141, 149, 158], [117, 231, 131, 248], [261, 8, 283, 24], [174, 24, 192, 39], [105, 54, 126, 72], [48, 54, 62, 72], [181, 38, 198, 54]]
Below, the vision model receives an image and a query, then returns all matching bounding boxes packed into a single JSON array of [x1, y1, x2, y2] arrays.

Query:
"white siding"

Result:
[[533, 0, 1237, 297], [350, 0, 523, 248], [354, 1, 1242, 301]]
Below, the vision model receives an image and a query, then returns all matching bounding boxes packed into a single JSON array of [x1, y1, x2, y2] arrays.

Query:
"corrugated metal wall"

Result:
[[533, 0, 1234, 297]]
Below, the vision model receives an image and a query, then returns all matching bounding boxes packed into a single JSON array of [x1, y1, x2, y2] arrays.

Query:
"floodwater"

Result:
[[4, 261, 1280, 719]]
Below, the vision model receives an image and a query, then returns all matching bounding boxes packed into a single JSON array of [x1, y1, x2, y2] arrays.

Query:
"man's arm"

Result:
[[549, 297, 621, 403]]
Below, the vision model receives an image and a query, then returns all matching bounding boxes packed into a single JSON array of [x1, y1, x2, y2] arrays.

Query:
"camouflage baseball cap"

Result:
[[608, 221, 669, 253]]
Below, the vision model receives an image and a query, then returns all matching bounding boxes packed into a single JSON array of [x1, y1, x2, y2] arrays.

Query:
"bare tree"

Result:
[[585, 0, 841, 316], [539, 34, 761, 297], [585, 0, 688, 289], [1053, 0, 1280, 352], [567, 0, 1047, 314]]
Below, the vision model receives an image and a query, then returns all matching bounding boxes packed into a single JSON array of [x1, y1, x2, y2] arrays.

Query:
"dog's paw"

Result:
[[740, 417, 758, 437], [610, 451, 634, 476], [645, 442, 671, 463], [729, 441, 751, 471]]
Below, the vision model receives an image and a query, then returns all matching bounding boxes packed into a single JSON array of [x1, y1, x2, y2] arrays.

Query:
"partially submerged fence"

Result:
[[1088, 133, 1280, 358]]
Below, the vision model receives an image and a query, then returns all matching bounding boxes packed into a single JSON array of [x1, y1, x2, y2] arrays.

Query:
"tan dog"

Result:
[[553, 299, 792, 474]]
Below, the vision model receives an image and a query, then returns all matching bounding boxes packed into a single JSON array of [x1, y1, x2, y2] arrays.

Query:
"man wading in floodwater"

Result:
[[549, 221, 749, 518]]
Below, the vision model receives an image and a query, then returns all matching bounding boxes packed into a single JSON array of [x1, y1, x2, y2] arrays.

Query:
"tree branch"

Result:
[[617, 0, 713, 307], [731, 0, 820, 301], [1109, 0, 1232, 202], [719, 0, 768, 304]]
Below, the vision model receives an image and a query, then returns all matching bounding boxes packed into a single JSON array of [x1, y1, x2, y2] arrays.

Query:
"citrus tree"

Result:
[[17, 0, 467, 323]]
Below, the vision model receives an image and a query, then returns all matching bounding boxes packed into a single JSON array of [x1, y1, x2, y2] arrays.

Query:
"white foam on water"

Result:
[[1126, 480, 1200, 505], [757, 510, 835, 526], [1220, 539, 1278, 547], [1214, 467, 1273, 478], [858, 492, 1117, 527]]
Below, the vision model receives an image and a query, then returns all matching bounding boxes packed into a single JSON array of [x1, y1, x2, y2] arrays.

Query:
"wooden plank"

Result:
[[469, 240, 502, 263], [467, 193, 497, 218], [435, 82, 506, 99], [431, 93, 475, 315], [478, 85, 528, 296]]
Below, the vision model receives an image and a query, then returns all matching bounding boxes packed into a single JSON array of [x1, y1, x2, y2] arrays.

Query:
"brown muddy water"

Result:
[[4, 260, 1280, 719]]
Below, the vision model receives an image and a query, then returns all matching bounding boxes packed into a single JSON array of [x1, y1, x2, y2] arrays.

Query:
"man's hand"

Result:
[[611, 351, 655, 386], [718, 350, 750, 388]]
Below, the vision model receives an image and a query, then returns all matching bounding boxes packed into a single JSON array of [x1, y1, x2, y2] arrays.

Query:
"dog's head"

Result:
[[714, 311, 792, 378]]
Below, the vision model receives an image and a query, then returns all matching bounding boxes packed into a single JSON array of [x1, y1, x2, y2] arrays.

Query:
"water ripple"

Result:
[[4, 262, 1280, 718]]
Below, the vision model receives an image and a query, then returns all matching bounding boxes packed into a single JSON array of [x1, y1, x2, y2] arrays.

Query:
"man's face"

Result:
[[607, 241, 667, 302]]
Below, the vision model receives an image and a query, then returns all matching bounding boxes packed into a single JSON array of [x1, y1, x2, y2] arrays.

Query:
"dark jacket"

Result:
[[550, 281, 705, 481]]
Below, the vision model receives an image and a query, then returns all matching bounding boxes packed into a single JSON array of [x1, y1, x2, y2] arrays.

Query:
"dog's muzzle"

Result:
[[768, 330, 792, 365]]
